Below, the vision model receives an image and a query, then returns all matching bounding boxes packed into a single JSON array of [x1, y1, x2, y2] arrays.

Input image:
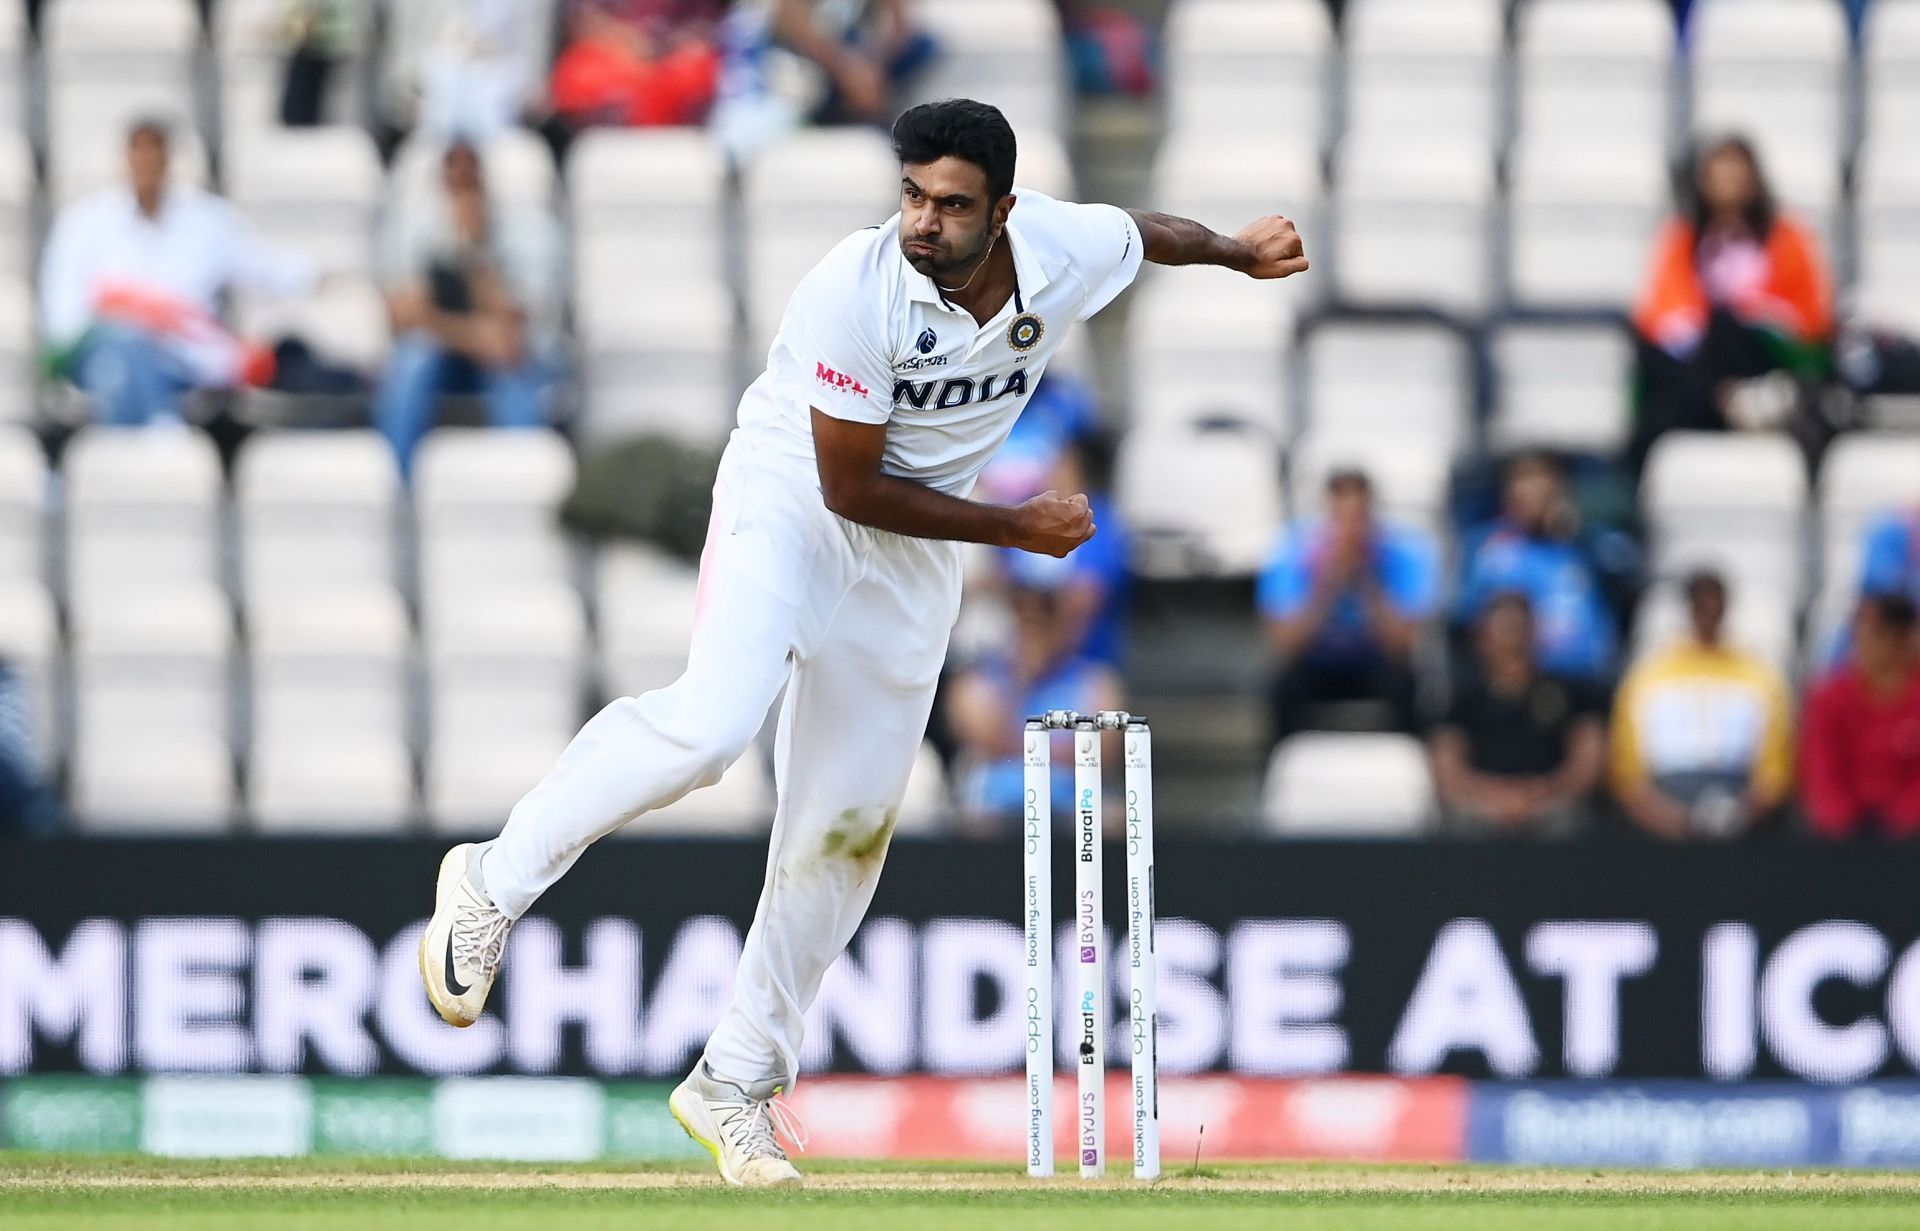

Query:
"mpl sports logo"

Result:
[[814, 362, 871, 399]]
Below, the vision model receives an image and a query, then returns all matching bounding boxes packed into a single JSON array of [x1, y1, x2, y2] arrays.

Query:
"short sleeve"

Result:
[[1067, 202, 1144, 322], [1383, 528, 1440, 620], [1255, 532, 1309, 619], [784, 249, 894, 426]]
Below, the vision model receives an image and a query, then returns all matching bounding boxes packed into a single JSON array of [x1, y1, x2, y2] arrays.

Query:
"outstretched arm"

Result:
[[1125, 209, 1308, 280]]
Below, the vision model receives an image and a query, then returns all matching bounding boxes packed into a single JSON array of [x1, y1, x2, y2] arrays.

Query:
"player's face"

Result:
[[899, 157, 1008, 280]]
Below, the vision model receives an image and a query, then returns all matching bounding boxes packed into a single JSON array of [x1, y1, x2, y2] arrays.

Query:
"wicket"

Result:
[[1022, 709, 1158, 1181]]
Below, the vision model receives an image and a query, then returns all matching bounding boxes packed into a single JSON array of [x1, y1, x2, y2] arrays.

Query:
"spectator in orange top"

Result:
[[1630, 136, 1833, 471], [550, 0, 726, 133], [1800, 594, 1920, 839]]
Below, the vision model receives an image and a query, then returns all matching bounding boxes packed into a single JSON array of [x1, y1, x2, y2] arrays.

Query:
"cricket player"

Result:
[[420, 98, 1307, 1185]]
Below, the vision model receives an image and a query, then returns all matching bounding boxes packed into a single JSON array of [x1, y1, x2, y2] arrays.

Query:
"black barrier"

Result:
[[2, 837, 1918, 1083]]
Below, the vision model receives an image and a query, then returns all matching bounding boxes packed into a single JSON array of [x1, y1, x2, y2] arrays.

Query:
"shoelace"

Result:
[[452, 901, 513, 980], [718, 1095, 809, 1160]]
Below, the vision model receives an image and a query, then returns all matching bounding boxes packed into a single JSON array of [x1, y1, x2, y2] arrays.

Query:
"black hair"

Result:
[[1326, 468, 1373, 498], [126, 116, 172, 146], [1684, 569, 1727, 605], [1684, 135, 1777, 245], [1482, 589, 1535, 623], [1862, 592, 1918, 635], [891, 99, 1017, 203]]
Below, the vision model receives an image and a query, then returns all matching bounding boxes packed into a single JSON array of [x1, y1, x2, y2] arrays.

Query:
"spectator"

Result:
[[994, 434, 1129, 668], [710, 0, 936, 163], [374, 140, 565, 477], [1458, 452, 1618, 680], [1800, 594, 1920, 839], [0, 657, 57, 835], [1259, 469, 1437, 739], [39, 120, 319, 426], [278, 1, 362, 126], [549, 0, 726, 132], [1611, 571, 1793, 840], [946, 578, 1123, 831], [398, 0, 546, 140], [1429, 592, 1607, 836], [1631, 136, 1833, 470]]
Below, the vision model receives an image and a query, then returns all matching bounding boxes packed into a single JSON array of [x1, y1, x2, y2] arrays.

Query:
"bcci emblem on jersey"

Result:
[[1007, 312, 1045, 352]]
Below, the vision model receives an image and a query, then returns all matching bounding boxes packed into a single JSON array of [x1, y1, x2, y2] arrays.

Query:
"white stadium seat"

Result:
[[0, 279, 33, 427], [250, 587, 411, 747], [63, 427, 223, 607], [576, 273, 736, 445], [1642, 433, 1808, 600], [743, 128, 898, 354], [906, 0, 1067, 140], [0, 1, 23, 135], [390, 129, 556, 213], [1164, 0, 1333, 151], [49, 125, 210, 210], [1689, 0, 1849, 176], [1124, 271, 1293, 433], [1015, 131, 1075, 202], [1515, 0, 1675, 151], [1332, 139, 1495, 315], [1150, 134, 1321, 242], [1344, 0, 1504, 156], [1855, 138, 1920, 302], [0, 581, 59, 769], [71, 727, 235, 834], [1260, 732, 1435, 837], [1289, 428, 1452, 542], [639, 743, 775, 836], [1762, 143, 1843, 283], [1116, 418, 1282, 578], [1629, 579, 1796, 673], [1488, 320, 1634, 456], [72, 582, 233, 757], [425, 725, 568, 834], [226, 127, 384, 277], [1865, 0, 1920, 152], [0, 427, 45, 583], [232, 276, 391, 379], [414, 429, 577, 609], [1303, 319, 1473, 457], [1814, 434, 1920, 605], [596, 545, 699, 701], [567, 128, 729, 288], [213, 0, 371, 137], [250, 729, 414, 834], [426, 581, 589, 751], [0, 132, 34, 283], [1507, 136, 1667, 311], [235, 430, 399, 605], [42, 0, 201, 156]]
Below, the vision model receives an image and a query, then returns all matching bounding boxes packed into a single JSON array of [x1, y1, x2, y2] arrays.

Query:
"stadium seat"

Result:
[[63, 427, 224, 607], [566, 128, 729, 288], [234, 429, 400, 605], [42, 0, 201, 157], [0, 131, 33, 283], [1514, 0, 1675, 152], [226, 127, 384, 278], [0, 1, 23, 136], [249, 728, 415, 834], [390, 129, 556, 214], [905, 0, 1067, 140], [231, 276, 391, 389], [1124, 271, 1293, 433], [1507, 135, 1667, 311], [1150, 135, 1320, 309], [575, 272, 736, 445], [1332, 140, 1495, 315], [0, 580, 59, 768], [742, 128, 899, 353], [70, 727, 235, 834], [894, 741, 953, 835], [377, 0, 555, 134], [1015, 131, 1075, 202], [413, 428, 578, 610], [213, 0, 372, 138], [1762, 144, 1844, 284], [1642, 433, 1808, 600], [0, 427, 45, 583], [1865, 0, 1920, 153], [1115, 417, 1282, 578], [1302, 319, 1474, 458], [1855, 137, 1920, 300], [1164, 0, 1333, 151], [1259, 731, 1436, 837], [595, 544, 699, 701], [1629, 579, 1796, 673], [1689, 0, 1849, 180], [48, 124, 209, 209], [1487, 320, 1634, 456], [424, 724, 568, 834], [1289, 428, 1452, 542], [1344, 0, 1504, 157], [0, 279, 33, 426], [250, 586, 411, 747], [425, 580, 589, 753], [637, 742, 775, 836], [72, 581, 233, 749], [1814, 434, 1920, 607]]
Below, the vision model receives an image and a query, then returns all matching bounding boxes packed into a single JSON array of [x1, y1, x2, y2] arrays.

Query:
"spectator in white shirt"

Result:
[[374, 140, 564, 476], [39, 120, 320, 426]]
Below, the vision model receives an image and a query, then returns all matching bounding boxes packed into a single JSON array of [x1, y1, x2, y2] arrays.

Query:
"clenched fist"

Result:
[[1234, 215, 1309, 280], [1008, 489, 1095, 558]]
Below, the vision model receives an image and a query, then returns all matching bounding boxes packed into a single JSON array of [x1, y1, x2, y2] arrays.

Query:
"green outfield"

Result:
[[5, 1156, 1920, 1230]]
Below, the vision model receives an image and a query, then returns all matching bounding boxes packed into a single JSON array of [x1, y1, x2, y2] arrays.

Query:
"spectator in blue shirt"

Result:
[[1458, 452, 1618, 680], [1259, 469, 1438, 739], [0, 657, 57, 835], [996, 433, 1130, 667]]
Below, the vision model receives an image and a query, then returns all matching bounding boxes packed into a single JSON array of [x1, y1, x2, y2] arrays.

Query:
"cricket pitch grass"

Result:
[[6, 1154, 1920, 1230]]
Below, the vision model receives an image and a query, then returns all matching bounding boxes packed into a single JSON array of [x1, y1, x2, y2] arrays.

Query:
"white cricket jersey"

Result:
[[734, 188, 1145, 496]]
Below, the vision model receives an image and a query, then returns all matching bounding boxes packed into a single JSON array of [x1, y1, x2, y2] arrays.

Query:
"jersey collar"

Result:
[[900, 208, 1052, 312]]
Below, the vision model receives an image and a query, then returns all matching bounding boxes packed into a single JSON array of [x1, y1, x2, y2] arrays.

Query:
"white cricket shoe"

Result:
[[669, 1061, 807, 1187], [418, 843, 513, 1028]]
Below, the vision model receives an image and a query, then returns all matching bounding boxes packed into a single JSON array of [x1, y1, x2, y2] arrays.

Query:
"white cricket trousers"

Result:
[[482, 432, 963, 1089]]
